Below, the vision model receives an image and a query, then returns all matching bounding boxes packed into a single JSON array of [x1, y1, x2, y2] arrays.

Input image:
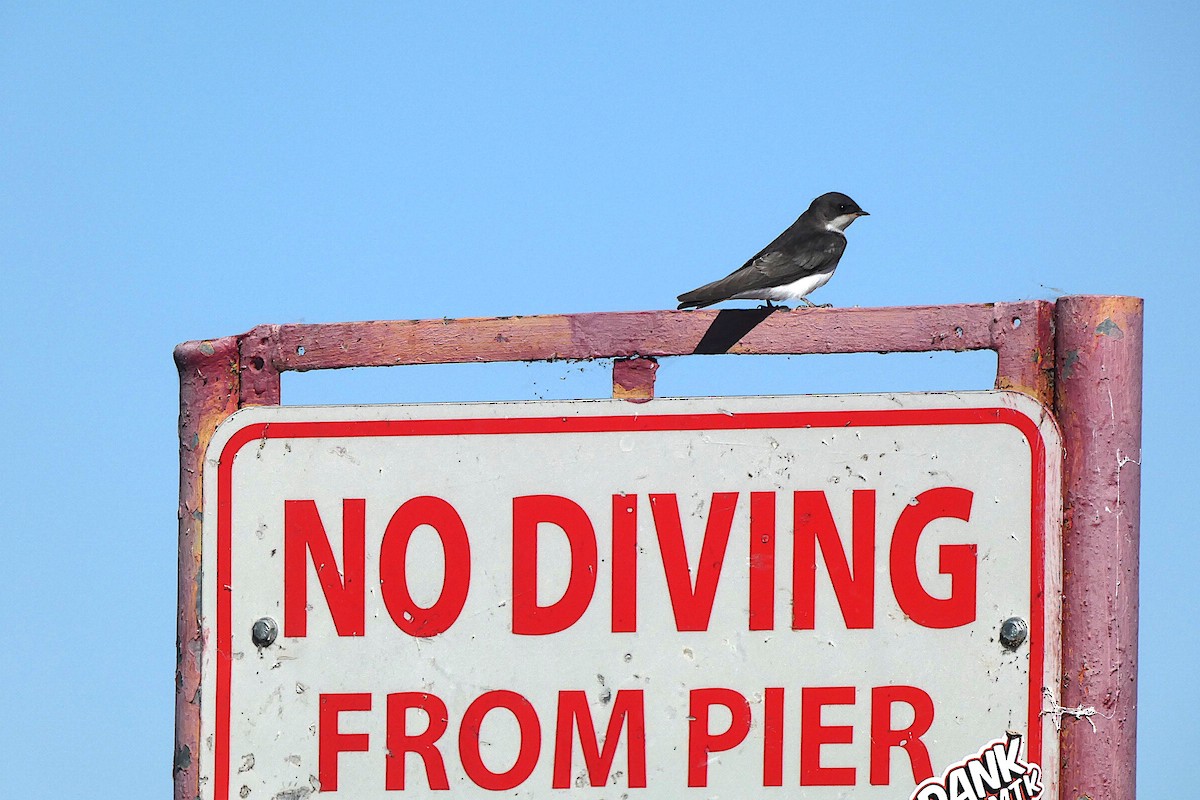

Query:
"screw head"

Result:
[[999, 616, 1028, 650], [251, 617, 278, 649]]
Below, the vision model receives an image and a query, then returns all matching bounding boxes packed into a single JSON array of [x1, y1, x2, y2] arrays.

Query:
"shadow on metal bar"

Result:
[[691, 307, 778, 354]]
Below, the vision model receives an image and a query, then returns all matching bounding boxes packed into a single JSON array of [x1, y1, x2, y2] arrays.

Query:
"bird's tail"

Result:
[[677, 293, 717, 310], [676, 276, 736, 309]]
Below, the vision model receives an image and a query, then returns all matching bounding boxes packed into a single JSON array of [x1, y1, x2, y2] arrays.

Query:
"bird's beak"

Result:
[[857, 210, 870, 217]]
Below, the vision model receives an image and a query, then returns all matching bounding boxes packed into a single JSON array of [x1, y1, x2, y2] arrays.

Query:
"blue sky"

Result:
[[2, 4, 1196, 797]]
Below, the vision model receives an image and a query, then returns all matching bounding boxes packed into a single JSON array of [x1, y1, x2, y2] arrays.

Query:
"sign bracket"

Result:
[[175, 296, 1142, 800]]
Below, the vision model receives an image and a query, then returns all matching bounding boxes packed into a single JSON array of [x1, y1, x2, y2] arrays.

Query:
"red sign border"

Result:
[[212, 405, 1052, 799]]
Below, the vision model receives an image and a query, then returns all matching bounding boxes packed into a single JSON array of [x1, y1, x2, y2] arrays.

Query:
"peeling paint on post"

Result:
[[1054, 295, 1143, 800]]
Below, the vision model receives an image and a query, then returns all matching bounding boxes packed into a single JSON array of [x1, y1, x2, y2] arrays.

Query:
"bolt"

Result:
[[251, 617, 278, 649], [999, 617, 1028, 650]]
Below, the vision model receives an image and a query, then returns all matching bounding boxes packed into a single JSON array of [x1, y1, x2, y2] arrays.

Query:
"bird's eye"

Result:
[[839, 204, 848, 211]]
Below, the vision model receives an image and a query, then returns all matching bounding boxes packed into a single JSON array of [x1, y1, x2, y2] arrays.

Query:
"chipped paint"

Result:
[[173, 743, 192, 774], [1095, 317, 1124, 339], [1061, 349, 1080, 381], [269, 786, 314, 800]]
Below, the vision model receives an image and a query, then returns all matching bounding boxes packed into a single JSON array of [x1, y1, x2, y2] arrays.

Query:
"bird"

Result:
[[676, 192, 868, 309]]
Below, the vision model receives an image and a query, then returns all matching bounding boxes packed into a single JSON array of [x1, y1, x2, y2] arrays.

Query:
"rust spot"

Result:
[[1095, 317, 1124, 339], [1061, 349, 1080, 380], [173, 744, 192, 774]]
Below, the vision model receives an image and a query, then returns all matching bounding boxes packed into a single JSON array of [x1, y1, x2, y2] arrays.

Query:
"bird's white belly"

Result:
[[732, 270, 835, 302]]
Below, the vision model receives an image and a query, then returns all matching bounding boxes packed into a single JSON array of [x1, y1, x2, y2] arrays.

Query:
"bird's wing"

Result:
[[741, 231, 845, 285], [677, 233, 844, 308]]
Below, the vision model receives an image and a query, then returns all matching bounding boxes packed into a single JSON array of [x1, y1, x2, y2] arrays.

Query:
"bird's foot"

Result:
[[816, 302, 833, 308]]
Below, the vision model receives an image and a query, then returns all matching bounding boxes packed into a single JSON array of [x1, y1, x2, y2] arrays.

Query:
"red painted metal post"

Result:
[[174, 337, 241, 800], [1054, 295, 1143, 800]]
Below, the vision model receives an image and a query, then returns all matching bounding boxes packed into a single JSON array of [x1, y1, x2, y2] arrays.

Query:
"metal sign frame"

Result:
[[175, 296, 1143, 800]]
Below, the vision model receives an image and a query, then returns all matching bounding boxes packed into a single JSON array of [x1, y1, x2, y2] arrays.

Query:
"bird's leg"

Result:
[[799, 297, 817, 308]]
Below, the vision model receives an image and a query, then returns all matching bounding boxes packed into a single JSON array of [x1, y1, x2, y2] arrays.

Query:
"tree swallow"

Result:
[[676, 192, 868, 309]]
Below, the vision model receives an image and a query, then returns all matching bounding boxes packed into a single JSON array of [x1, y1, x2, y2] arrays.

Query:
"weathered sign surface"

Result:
[[199, 391, 1061, 800]]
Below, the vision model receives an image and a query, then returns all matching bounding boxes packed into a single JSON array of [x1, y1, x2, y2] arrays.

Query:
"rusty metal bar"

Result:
[[274, 302, 1041, 362], [1054, 295, 1143, 800], [232, 301, 1054, 406], [173, 337, 240, 800]]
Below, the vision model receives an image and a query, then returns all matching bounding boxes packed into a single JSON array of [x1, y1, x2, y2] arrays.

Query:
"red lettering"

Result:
[[325, 684, 938, 790], [552, 690, 647, 788], [512, 495, 598, 635], [284, 499, 365, 637], [687, 687, 751, 787], [749, 492, 776, 630], [890, 487, 977, 628], [793, 490, 875, 630], [459, 690, 542, 790], [318, 692, 371, 791], [870, 685, 935, 785], [611, 494, 638, 632], [651, 493, 738, 631], [386, 692, 450, 790], [378, 496, 471, 637], [763, 686, 784, 786], [800, 686, 855, 786]]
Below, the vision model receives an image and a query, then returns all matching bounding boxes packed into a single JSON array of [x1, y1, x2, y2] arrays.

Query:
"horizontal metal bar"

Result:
[[265, 301, 1047, 369]]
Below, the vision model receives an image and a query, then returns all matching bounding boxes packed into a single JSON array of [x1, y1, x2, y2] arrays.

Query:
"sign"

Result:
[[198, 391, 1061, 800]]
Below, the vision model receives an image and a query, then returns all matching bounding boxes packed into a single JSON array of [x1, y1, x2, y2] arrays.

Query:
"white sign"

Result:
[[199, 392, 1061, 800]]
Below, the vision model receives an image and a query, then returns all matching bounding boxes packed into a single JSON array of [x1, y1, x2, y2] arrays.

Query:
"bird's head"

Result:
[[809, 192, 869, 233]]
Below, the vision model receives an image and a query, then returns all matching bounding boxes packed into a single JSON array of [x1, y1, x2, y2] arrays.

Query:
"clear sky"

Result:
[[2, 4, 1196, 797]]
